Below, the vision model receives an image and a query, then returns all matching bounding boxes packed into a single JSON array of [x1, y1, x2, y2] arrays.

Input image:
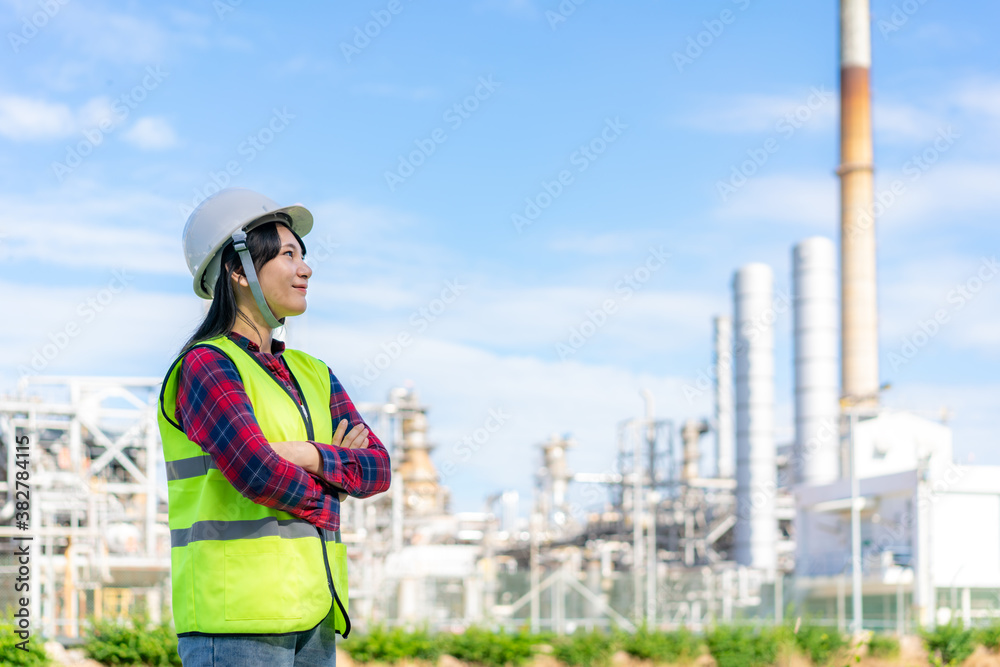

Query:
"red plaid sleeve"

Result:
[[175, 346, 343, 531], [310, 369, 392, 499]]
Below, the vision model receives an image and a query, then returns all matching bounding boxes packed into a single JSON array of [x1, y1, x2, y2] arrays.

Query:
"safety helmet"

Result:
[[182, 187, 314, 329], [183, 187, 313, 299]]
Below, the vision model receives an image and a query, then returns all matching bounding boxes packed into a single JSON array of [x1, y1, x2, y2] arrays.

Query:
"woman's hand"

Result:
[[333, 418, 369, 450], [271, 421, 369, 502], [270, 441, 322, 476]]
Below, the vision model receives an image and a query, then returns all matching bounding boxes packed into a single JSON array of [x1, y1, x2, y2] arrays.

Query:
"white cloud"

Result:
[[873, 100, 944, 143], [123, 116, 178, 150], [0, 282, 202, 383], [711, 173, 837, 228], [0, 189, 186, 274], [0, 95, 75, 141], [77, 96, 117, 129], [60, 8, 167, 66], [879, 252, 1000, 359], [955, 79, 1000, 119], [877, 162, 1000, 230], [0, 94, 131, 143]]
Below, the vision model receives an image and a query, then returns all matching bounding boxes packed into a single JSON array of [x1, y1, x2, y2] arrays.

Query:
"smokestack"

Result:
[[793, 237, 840, 485], [839, 0, 879, 406], [714, 316, 735, 478], [733, 264, 777, 572]]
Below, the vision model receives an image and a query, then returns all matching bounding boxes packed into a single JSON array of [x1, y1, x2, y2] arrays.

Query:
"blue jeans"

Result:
[[177, 618, 336, 666]]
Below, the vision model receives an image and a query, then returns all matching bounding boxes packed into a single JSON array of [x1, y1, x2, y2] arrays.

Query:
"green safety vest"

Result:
[[157, 334, 350, 636]]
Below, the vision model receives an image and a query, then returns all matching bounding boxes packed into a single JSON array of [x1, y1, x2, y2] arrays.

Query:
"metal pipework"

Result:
[[714, 316, 735, 478], [681, 420, 709, 483], [839, 0, 879, 407]]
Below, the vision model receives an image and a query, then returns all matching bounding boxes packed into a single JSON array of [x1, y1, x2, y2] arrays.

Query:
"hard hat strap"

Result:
[[231, 230, 284, 330]]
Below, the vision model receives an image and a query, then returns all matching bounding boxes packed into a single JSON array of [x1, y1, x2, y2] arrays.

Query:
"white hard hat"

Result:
[[183, 187, 313, 299]]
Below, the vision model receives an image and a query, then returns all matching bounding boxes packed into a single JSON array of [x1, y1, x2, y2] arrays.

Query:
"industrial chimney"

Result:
[[839, 0, 879, 406], [733, 264, 777, 572], [793, 237, 840, 485]]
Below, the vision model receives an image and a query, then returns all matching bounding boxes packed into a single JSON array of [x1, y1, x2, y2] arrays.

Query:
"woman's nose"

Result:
[[300, 260, 313, 278]]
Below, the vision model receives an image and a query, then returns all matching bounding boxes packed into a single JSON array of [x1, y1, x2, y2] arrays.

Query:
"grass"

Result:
[[866, 633, 900, 660], [83, 616, 181, 667], [0, 618, 50, 666], [550, 629, 615, 667], [618, 625, 703, 664], [921, 621, 976, 667]]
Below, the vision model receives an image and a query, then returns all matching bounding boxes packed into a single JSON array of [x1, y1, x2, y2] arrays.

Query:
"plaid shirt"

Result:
[[175, 331, 391, 531]]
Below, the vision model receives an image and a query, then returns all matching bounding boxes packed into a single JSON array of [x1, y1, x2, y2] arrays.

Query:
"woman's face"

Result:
[[247, 223, 312, 319]]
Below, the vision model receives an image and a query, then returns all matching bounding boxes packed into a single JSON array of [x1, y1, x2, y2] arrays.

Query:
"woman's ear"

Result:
[[230, 265, 249, 289]]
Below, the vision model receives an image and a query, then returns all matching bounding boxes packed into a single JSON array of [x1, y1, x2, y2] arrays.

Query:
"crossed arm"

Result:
[[176, 347, 391, 529], [271, 419, 368, 500]]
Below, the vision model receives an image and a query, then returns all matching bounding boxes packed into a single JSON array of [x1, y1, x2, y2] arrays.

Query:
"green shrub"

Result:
[[0, 621, 49, 666], [618, 625, 702, 664], [974, 622, 1000, 651], [706, 625, 785, 667], [551, 629, 615, 667], [442, 626, 535, 667], [343, 625, 442, 664], [83, 617, 180, 666], [922, 621, 976, 666], [866, 633, 900, 660], [792, 623, 847, 665]]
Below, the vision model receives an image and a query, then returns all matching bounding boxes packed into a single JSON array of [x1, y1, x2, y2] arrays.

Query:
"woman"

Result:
[[156, 187, 391, 666]]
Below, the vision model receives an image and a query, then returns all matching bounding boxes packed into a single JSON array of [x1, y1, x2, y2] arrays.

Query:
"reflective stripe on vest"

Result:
[[157, 335, 349, 636]]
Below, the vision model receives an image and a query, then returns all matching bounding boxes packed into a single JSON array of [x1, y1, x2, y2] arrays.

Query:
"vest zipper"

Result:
[[319, 527, 352, 637], [286, 370, 316, 441], [233, 341, 348, 632], [235, 346, 315, 441]]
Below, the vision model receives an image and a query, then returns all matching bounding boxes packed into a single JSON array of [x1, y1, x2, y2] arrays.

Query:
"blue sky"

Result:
[[1, 0, 997, 513]]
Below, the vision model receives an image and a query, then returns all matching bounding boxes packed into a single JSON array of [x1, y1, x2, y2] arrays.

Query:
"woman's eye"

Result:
[[284, 251, 294, 257]]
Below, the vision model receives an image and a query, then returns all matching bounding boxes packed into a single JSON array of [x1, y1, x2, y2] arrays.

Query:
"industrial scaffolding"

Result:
[[0, 375, 169, 638]]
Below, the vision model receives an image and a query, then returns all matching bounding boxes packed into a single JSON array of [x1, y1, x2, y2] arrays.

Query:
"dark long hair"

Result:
[[180, 221, 307, 354]]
